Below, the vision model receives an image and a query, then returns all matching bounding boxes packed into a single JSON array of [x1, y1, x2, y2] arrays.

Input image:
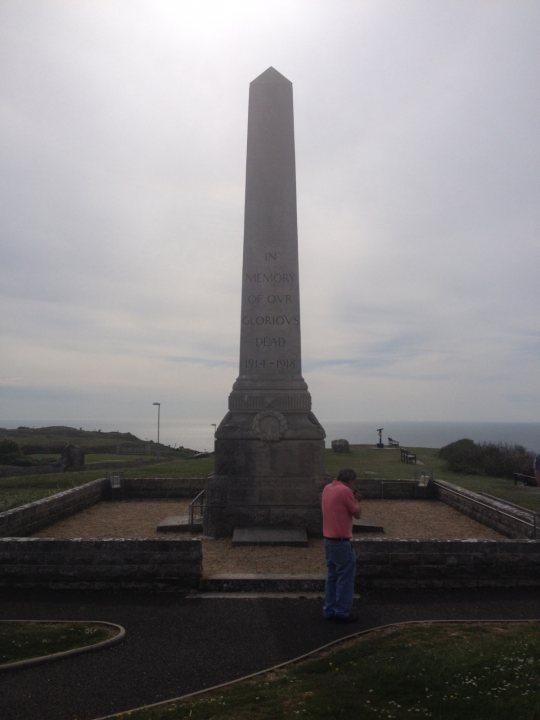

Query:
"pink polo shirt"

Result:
[[321, 479, 359, 539]]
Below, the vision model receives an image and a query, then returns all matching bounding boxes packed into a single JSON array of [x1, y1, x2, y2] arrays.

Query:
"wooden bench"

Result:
[[400, 448, 416, 464], [512, 473, 538, 487], [388, 437, 400, 447]]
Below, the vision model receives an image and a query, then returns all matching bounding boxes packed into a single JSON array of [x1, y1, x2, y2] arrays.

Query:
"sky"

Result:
[[1, 0, 539, 446]]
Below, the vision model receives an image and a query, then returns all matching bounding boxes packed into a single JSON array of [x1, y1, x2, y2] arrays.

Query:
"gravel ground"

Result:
[[32, 498, 505, 576]]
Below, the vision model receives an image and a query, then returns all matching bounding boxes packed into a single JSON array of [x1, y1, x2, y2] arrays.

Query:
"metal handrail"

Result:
[[189, 489, 206, 530]]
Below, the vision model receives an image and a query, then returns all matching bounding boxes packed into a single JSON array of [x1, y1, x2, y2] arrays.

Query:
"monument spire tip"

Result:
[[252, 66, 291, 84]]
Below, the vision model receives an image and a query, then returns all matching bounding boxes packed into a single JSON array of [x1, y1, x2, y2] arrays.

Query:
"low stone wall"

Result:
[[0, 477, 207, 538], [0, 538, 202, 590], [0, 479, 107, 537], [434, 480, 538, 539], [0, 478, 205, 590], [1, 476, 538, 590], [357, 478, 435, 499], [354, 538, 540, 589]]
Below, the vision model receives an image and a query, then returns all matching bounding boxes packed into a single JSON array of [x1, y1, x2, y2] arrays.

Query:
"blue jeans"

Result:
[[323, 539, 356, 618]]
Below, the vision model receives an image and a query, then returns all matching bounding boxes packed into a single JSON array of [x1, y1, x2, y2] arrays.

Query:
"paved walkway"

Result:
[[0, 587, 539, 720]]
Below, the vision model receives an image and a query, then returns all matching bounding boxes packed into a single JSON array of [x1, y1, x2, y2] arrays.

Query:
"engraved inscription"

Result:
[[255, 337, 286, 347], [267, 294, 292, 304], [241, 248, 299, 373], [247, 294, 292, 305], [242, 315, 299, 326], [244, 358, 296, 370], [245, 272, 296, 284]]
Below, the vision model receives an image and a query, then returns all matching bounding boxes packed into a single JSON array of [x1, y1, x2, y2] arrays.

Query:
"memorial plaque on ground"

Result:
[[205, 68, 326, 538]]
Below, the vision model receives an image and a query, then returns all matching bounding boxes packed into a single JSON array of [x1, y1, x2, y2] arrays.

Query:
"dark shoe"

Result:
[[334, 613, 359, 624]]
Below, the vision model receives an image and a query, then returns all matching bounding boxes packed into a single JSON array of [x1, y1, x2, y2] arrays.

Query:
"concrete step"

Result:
[[199, 573, 325, 593], [353, 519, 384, 533], [232, 526, 309, 546], [156, 515, 202, 533]]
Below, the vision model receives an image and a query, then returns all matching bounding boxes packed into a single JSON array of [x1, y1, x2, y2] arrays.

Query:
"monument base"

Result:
[[204, 410, 327, 537], [204, 471, 325, 538]]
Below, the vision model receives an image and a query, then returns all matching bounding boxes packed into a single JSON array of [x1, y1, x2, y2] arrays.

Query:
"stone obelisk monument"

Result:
[[204, 67, 326, 538]]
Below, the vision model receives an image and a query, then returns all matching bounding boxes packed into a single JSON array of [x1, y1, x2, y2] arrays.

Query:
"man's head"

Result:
[[337, 468, 357, 486]]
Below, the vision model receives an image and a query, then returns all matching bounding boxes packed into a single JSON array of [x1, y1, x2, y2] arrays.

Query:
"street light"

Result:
[[152, 402, 161, 454]]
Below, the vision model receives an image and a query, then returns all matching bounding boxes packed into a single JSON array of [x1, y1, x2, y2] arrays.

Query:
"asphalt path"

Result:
[[0, 587, 539, 720]]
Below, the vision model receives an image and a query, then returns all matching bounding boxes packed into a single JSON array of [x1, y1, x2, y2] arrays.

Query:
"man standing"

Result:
[[321, 468, 361, 623]]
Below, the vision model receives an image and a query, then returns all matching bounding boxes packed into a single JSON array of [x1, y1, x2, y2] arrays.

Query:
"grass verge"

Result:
[[0, 621, 119, 665], [105, 622, 540, 720]]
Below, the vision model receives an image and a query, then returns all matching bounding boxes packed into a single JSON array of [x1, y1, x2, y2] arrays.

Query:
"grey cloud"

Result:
[[1, 0, 539, 433]]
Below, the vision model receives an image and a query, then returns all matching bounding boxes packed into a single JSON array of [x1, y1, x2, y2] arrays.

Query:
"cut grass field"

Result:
[[0, 456, 213, 512], [326, 445, 540, 512], [25, 452, 140, 463], [104, 621, 540, 720], [1, 445, 539, 513]]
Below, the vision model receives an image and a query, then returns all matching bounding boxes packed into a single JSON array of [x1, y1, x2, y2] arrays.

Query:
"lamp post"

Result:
[[153, 402, 161, 456]]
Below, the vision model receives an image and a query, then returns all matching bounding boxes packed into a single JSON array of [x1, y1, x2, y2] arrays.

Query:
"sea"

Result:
[[5, 418, 540, 454]]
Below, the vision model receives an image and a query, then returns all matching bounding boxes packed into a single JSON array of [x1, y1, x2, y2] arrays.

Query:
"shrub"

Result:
[[439, 438, 482, 473], [0, 439, 23, 465], [0, 439, 37, 467], [439, 438, 534, 478]]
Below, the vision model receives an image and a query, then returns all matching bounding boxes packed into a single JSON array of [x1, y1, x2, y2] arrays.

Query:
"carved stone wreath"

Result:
[[252, 411, 288, 442]]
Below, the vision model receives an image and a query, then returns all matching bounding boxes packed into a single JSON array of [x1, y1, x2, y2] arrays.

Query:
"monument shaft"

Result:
[[238, 67, 303, 387], [205, 68, 326, 538]]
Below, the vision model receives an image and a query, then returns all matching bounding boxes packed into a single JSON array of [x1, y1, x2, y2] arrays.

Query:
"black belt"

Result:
[[324, 537, 351, 541]]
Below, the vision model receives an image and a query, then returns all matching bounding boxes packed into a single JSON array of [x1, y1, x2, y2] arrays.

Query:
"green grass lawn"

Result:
[[0, 621, 120, 665], [103, 621, 540, 720], [0, 470, 103, 512], [84, 452, 151, 464], [0, 454, 213, 512], [1, 445, 539, 513], [326, 446, 540, 512]]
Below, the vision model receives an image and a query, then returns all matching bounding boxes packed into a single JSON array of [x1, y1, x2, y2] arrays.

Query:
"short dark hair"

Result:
[[337, 468, 357, 484]]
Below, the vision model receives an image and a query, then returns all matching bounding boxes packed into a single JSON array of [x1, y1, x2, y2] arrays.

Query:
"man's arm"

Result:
[[350, 489, 361, 519], [352, 489, 361, 519]]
